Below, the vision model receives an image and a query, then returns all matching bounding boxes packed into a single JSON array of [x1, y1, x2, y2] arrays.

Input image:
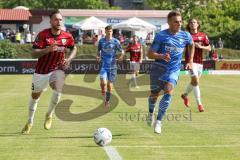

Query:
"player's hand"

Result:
[[160, 53, 171, 62], [62, 59, 71, 70], [139, 59, 143, 64], [194, 42, 202, 49], [118, 55, 124, 62], [185, 62, 193, 70], [47, 41, 58, 53]]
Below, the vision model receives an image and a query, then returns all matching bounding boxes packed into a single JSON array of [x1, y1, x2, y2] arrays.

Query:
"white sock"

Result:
[[28, 97, 40, 124], [47, 91, 61, 117], [193, 85, 202, 105], [185, 83, 193, 95], [132, 74, 137, 86]]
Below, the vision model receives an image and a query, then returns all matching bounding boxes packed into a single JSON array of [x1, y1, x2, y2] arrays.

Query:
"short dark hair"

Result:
[[167, 11, 182, 20], [105, 25, 112, 30], [49, 10, 61, 19]]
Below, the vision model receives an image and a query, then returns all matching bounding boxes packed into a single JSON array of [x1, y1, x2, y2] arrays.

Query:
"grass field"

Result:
[[0, 74, 240, 160]]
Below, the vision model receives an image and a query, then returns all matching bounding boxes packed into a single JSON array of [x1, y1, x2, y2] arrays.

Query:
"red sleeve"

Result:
[[203, 33, 210, 46], [67, 34, 75, 48], [32, 31, 46, 49]]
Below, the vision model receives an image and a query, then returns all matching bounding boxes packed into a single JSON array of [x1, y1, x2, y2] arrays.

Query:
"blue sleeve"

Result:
[[186, 32, 193, 45], [98, 39, 102, 52], [150, 34, 161, 53], [115, 39, 123, 52]]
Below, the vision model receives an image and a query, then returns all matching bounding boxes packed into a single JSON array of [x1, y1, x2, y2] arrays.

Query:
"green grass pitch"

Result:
[[0, 74, 239, 160]]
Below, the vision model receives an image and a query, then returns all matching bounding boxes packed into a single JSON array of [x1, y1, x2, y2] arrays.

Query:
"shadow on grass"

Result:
[[49, 134, 125, 139], [0, 132, 21, 137]]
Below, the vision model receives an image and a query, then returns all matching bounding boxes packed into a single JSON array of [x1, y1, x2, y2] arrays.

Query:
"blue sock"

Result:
[[157, 94, 172, 121], [148, 96, 157, 113], [106, 92, 111, 102]]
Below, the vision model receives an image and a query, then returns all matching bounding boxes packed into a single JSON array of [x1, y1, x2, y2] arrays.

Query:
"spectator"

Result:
[[212, 49, 218, 61], [118, 34, 124, 44], [0, 30, 4, 41], [218, 37, 223, 49], [31, 32, 36, 42], [25, 31, 32, 44], [15, 30, 21, 43]]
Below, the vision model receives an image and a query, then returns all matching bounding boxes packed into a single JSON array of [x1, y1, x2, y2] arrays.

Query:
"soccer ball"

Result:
[[93, 128, 112, 146]]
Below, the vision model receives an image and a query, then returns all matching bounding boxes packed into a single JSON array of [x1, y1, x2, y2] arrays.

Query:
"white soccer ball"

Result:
[[93, 128, 112, 146]]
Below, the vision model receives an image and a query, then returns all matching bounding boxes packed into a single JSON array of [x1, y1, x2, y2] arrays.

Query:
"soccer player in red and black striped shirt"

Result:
[[181, 18, 211, 112], [125, 35, 143, 88], [22, 10, 77, 134]]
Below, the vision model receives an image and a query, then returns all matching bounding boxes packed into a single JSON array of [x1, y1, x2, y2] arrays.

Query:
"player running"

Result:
[[96, 25, 125, 107], [147, 11, 194, 134], [125, 35, 143, 88], [181, 18, 211, 112], [21, 10, 77, 134]]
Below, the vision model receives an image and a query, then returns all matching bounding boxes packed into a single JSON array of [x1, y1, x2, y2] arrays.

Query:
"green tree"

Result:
[[0, 0, 114, 9], [146, 0, 240, 49]]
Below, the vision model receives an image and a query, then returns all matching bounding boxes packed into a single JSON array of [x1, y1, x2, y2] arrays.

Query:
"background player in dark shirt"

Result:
[[22, 10, 77, 134], [181, 18, 211, 112], [125, 35, 143, 88]]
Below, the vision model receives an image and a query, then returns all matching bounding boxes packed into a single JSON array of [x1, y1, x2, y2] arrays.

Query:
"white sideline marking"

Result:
[[103, 146, 123, 160], [113, 144, 240, 148]]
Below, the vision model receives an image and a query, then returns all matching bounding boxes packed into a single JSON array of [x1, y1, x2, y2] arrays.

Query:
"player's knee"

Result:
[[149, 93, 159, 102], [31, 92, 41, 99], [191, 80, 198, 86], [107, 82, 113, 92], [164, 83, 174, 94]]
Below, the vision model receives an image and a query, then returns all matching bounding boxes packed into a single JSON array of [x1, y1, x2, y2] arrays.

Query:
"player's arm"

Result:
[[65, 46, 77, 62], [96, 40, 101, 63], [140, 45, 143, 63], [31, 33, 58, 59], [32, 44, 57, 58], [195, 43, 211, 51], [118, 49, 125, 62], [195, 34, 211, 52], [185, 42, 195, 70], [116, 40, 125, 62], [147, 49, 171, 62], [62, 46, 77, 70], [147, 35, 170, 62]]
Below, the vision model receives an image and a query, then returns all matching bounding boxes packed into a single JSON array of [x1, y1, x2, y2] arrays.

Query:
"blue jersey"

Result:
[[98, 37, 123, 70], [150, 29, 193, 72]]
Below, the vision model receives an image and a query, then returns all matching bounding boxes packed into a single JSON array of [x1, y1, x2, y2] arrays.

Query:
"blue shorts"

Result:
[[149, 63, 180, 94], [100, 67, 117, 82]]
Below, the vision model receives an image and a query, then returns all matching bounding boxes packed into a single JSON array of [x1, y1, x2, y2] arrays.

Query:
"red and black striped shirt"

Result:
[[33, 29, 74, 74], [126, 42, 142, 62], [185, 32, 209, 64]]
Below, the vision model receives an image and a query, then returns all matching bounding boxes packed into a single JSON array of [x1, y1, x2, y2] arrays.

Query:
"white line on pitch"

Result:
[[113, 144, 240, 148], [103, 146, 123, 160]]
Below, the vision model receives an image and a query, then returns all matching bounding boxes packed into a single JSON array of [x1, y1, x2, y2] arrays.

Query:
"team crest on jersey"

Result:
[[198, 36, 202, 41], [62, 39, 67, 45], [179, 39, 184, 45]]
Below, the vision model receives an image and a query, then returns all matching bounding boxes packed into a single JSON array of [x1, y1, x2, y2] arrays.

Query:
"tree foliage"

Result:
[[146, 0, 240, 49], [0, 0, 114, 9]]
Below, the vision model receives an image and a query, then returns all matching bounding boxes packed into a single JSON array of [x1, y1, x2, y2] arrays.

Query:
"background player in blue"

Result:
[[96, 25, 125, 107], [147, 11, 195, 134]]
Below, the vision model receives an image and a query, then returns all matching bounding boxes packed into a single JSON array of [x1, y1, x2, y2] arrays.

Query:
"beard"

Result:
[[52, 25, 61, 31]]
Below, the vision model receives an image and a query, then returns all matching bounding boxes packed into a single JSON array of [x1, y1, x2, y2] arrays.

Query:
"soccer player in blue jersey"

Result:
[[96, 25, 125, 107], [146, 11, 195, 134]]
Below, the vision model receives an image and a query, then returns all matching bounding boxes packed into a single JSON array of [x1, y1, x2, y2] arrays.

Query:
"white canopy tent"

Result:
[[72, 16, 108, 30], [112, 17, 157, 32]]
